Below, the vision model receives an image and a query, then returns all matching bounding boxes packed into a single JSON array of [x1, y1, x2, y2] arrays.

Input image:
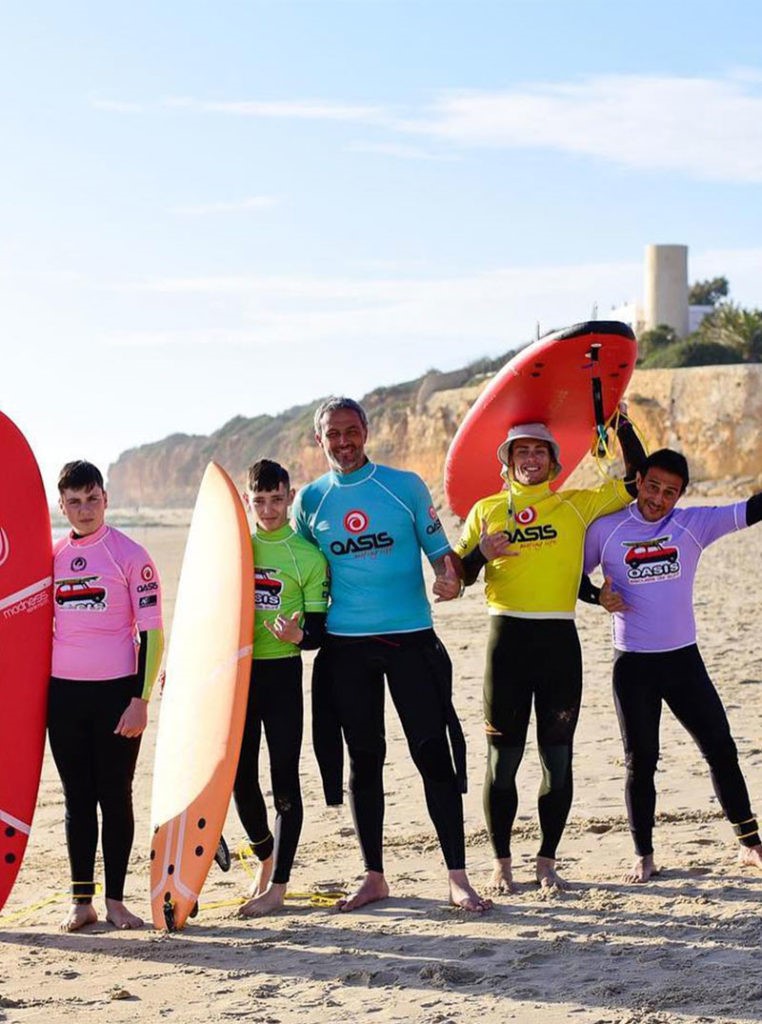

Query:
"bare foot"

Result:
[[247, 855, 274, 898], [238, 882, 287, 918], [335, 870, 389, 912], [60, 903, 98, 932], [105, 898, 144, 929], [449, 869, 493, 912], [738, 844, 762, 872], [536, 856, 569, 890], [623, 854, 660, 883], [488, 857, 517, 894]]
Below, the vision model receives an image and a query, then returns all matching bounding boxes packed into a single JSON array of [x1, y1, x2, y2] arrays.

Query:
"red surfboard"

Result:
[[0, 412, 53, 912], [445, 321, 637, 517]]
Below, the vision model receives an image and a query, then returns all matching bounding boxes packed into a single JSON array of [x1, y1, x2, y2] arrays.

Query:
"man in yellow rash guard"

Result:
[[455, 412, 643, 892]]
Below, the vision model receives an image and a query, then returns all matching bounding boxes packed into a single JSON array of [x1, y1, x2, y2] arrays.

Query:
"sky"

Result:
[[2, 0, 761, 498]]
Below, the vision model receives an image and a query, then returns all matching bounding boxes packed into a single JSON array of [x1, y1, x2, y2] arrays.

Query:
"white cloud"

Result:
[[346, 140, 459, 162], [91, 97, 144, 113], [401, 72, 762, 183], [169, 196, 279, 216]]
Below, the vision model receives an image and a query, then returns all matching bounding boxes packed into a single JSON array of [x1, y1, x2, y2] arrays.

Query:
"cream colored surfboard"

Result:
[[149, 461, 253, 931]]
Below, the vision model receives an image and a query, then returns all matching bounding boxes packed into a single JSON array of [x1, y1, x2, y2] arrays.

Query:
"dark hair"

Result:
[[639, 449, 689, 492], [313, 396, 368, 436], [246, 459, 290, 492], [57, 460, 105, 494]]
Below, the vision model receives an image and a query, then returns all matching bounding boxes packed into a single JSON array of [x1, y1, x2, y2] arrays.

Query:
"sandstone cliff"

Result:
[[107, 364, 762, 508]]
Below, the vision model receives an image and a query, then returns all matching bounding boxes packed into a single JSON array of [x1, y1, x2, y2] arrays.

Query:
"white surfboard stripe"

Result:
[[0, 809, 31, 835], [0, 576, 52, 612]]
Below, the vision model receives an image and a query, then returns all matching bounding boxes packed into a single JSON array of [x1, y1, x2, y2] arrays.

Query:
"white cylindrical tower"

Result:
[[644, 244, 689, 337]]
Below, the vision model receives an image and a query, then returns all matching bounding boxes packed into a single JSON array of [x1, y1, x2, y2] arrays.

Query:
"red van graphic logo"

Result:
[[255, 569, 283, 609], [623, 537, 680, 582], [55, 575, 107, 609]]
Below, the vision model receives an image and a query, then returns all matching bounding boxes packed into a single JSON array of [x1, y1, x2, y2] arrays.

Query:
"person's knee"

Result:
[[411, 737, 454, 784], [624, 749, 658, 781], [538, 744, 572, 793], [348, 747, 385, 791], [486, 744, 523, 790], [701, 733, 739, 770]]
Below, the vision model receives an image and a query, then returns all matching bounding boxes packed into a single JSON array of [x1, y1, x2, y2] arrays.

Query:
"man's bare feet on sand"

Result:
[[489, 857, 517, 894], [105, 899, 144, 929], [536, 856, 569, 890], [335, 870, 389, 912], [60, 903, 98, 932], [624, 854, 660, 883], [247, 855, 274, 898], [738, 844, 762, 872], [239, 882, 287, 918], [449, 869, 493, 912]]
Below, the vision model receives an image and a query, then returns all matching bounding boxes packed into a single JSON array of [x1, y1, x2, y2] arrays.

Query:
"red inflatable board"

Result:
[[445, 321, 638, 518], [0, 412, 53, 912]]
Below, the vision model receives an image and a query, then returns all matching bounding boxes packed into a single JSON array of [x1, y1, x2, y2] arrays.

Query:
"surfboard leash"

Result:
[[0, 882, 103, 926]]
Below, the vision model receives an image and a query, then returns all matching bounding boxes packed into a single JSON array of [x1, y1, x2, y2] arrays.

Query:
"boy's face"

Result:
[[59, 485, 108, 536], [248, 483, 293, 532]]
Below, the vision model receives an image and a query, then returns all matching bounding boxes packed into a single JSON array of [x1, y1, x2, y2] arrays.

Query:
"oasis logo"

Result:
[[141, 565, 155, 582], [504, 524, 557, 544], [137, 581, 159, 593], [515, 506, 537, 526], [344, 510, 369, 534], [426, 505, 443, 535], [0, 527, 9, 568], [623, 537, 681, 583], [71, 556, 87, 572], [330, 532, 393, 556]]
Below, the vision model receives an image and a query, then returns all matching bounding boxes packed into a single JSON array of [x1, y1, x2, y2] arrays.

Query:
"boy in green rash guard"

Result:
[[234, 459, 329, 917]]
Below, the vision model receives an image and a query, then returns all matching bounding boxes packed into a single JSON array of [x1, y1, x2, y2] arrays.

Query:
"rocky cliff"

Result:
[[106, 364, 762, 508]]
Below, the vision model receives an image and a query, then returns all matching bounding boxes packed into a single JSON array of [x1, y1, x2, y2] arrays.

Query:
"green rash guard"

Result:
[[252, 523, 329, 660]]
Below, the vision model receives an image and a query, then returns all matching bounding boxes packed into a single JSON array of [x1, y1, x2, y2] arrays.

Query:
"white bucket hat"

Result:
[[497, 423, 562, 477]]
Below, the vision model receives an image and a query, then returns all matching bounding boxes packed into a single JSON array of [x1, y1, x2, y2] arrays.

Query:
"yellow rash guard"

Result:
[[455, 478, 630, 618]]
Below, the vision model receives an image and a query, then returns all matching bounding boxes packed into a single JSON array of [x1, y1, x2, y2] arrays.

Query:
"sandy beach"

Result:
[[2, 504, 761, 1024]]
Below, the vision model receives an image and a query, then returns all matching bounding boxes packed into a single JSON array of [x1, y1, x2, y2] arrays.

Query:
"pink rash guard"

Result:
[[52, 524, 163, 680]]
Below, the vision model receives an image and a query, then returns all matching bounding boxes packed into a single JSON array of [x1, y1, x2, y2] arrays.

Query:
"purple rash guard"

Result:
[[584, 501, 747, 652]]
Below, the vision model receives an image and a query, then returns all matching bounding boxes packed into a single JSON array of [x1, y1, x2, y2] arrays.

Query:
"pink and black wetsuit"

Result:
[[49, 524, 163, 904]]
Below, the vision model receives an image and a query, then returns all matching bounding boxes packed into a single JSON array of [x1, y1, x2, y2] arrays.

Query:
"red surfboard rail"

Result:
[[0, 412, 53, 912], [444, 321, 638, 518]]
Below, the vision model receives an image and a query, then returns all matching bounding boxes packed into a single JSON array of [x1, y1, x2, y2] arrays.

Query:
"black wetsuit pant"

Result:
[[483, 617, 582, 861], [613, 645, 756, 856], [47, 676, 141, 903], [312, 630, 466, 873], [233, 658, 303, 885]]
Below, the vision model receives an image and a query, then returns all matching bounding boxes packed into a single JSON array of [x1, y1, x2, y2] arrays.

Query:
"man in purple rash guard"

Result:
[[583, 448, 762, 883]]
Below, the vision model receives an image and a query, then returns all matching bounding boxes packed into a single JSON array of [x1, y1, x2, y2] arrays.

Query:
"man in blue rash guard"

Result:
[[293, 396, 490, 913]]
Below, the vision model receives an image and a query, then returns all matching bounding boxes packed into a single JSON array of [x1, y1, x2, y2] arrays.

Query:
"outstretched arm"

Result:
[[615, 405, 646, 497]]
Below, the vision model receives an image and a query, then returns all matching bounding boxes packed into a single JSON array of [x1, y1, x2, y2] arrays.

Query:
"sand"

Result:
[[2, 505, 761, 1024]]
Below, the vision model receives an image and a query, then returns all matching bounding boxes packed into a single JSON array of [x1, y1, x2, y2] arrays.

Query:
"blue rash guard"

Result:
[[292, 461, 450, 636]]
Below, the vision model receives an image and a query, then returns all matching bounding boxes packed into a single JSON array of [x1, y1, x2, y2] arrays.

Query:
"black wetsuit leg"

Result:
[[384, 632, 466, 870], [234, 659, 305, 881], [315, 630, 466, 872], [313, 639, 387, 873], [483, 617, 582, 860], [47, 677, 141, 902], [614, 646, 755, 855], [612, 651, 662, 856]]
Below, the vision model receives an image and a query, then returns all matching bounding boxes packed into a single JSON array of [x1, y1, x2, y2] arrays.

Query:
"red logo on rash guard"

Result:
[[515, 506, 537, 526], [141, 564, 154, 582], [344, 510, 369, 534], [428, 505, 438, 520]]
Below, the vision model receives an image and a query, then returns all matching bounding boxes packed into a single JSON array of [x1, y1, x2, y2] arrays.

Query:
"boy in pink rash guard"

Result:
[[583, 449, 762, 883], [49, 461, 164, 932]]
